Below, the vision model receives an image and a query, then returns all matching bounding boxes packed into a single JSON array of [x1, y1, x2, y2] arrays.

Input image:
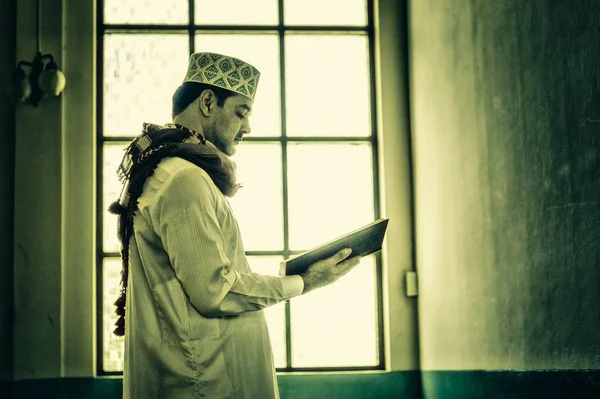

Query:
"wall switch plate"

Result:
[[405, 271, 418, 297]]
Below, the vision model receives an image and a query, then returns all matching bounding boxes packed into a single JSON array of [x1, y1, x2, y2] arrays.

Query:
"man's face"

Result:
[[204, 93, 253, 157]]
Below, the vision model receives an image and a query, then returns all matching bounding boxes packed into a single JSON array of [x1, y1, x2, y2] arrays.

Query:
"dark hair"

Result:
[[172, 82, 237, 119]]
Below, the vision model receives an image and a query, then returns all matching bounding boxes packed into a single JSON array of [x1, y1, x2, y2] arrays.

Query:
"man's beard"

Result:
[[214, 135, 235, 156], [204, 125, 233, 156]]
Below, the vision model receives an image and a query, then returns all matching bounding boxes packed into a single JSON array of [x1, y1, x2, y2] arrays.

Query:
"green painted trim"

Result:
[[9, 371, 599, 399], [9, 378, 121, 399], [421, 370, 600, 399], [7, 371, 421, 399], [278, 371, 422, 399]]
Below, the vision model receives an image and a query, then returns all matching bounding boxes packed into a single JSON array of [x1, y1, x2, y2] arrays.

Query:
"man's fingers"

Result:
[[332, 256, 361, 281], [336, 255, 361, 269]]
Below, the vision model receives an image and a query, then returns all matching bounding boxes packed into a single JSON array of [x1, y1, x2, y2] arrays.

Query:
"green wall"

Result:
[[409, 0, 600, 397], [13, 0, 64, 379], [0, 0, 16, 387]]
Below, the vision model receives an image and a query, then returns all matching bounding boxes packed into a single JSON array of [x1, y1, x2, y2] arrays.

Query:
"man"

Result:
[[109, 52, 362, 398]]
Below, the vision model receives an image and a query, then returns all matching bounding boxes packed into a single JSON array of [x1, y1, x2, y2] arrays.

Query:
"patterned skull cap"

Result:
[[183, 52, 261, 101]]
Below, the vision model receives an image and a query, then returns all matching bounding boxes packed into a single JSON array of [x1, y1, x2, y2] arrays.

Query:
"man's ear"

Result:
[[198, 89, 216, 117]]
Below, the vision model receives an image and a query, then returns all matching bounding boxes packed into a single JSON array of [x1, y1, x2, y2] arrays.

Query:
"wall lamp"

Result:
[[13, 0, 66, 107]]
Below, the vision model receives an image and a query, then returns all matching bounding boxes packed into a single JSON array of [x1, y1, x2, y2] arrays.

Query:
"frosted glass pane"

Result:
[[103, 144, 128, 253], [103, 258, 125, 372], [248, 256, 286, 368], [284, 0, 367, 26], [104, 34, 189, 137], [104, 0, 189, 24], [195, 34, 281, 136], [285, 35, 371, 137], [291, 256, 378, 367], [228, 144, 283, 250], [287, 143, 374, 251], [195, 0, 278, 25]]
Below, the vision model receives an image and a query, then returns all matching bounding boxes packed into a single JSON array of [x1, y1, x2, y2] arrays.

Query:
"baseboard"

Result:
[[7, 371, 421, 399], [278, 371, 422, 399], [9, 370, 598, 399], [421, 370, 600, 399]]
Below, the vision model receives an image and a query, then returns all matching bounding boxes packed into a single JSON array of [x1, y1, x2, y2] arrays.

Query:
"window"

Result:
[[97, 0, 383, 374]]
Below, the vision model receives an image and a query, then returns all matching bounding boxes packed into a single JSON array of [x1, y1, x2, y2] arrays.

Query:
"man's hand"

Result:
[[299, 248, 362, 294]]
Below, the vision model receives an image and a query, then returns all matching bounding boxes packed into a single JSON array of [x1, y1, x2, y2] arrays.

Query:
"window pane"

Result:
[[285, 35, 371, 137], [104, 34, 189, 137], [291, 255, 377, 367], [103, 143, 128, 253], [248, 256, 286, 368], [284, 0, 367, 26], [195, 33, 281, 137], [104, 0, 189, 24], [287, 143, 374, 251], [228, 143, 283, 250], [195, 0, 278, 25], [103, 258, 125, 372]]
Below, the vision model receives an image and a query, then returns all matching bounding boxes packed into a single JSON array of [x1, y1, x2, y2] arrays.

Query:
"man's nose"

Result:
[[241, 119, 251, 135]]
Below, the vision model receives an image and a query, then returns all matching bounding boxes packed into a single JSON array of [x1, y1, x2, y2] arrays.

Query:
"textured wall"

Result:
[[409, 0, 600, 373], [12, 0, 96, 380], [0, 0, 17, 385], [376, 0, 421, 372], [13, 0, 64, 379]]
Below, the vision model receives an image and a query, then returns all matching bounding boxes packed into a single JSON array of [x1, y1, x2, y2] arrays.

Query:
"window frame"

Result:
[[95, 0, 384, 376]]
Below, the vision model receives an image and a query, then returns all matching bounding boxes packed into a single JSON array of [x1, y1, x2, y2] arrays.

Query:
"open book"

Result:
[[279, 218, 390, 276]]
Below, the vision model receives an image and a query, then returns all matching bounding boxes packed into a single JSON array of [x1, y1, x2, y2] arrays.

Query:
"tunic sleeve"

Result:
[[150, 166, 304, 317]]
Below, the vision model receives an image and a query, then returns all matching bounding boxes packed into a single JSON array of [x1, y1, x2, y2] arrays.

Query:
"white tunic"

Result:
[[123, 156, 303, 399]]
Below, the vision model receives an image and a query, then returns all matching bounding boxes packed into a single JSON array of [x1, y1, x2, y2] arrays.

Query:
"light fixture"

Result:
[[13, 0, 66, 107]]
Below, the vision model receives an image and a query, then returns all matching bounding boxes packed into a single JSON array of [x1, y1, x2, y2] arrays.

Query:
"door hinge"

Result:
[[405, 271, 418, 297]]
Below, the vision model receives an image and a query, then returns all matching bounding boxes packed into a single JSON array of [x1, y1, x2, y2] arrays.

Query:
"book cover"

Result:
[[279, 218, 390, 276]]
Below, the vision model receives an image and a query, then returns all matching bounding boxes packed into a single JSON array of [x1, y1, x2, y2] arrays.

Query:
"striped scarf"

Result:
[[108, 122, 241, 336]]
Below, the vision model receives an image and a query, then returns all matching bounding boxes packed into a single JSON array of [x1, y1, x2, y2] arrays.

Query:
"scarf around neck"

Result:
[[108, 122, 241, 336]]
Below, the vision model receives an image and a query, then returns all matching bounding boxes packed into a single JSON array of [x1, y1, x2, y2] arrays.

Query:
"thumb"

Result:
[[336, 248, 352, 262]]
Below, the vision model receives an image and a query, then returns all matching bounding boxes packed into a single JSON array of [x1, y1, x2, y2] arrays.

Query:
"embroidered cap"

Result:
[[183, 52, 261, 101]]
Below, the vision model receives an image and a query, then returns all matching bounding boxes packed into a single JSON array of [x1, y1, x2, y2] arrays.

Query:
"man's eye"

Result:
[[237, 113, 244, 119]]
